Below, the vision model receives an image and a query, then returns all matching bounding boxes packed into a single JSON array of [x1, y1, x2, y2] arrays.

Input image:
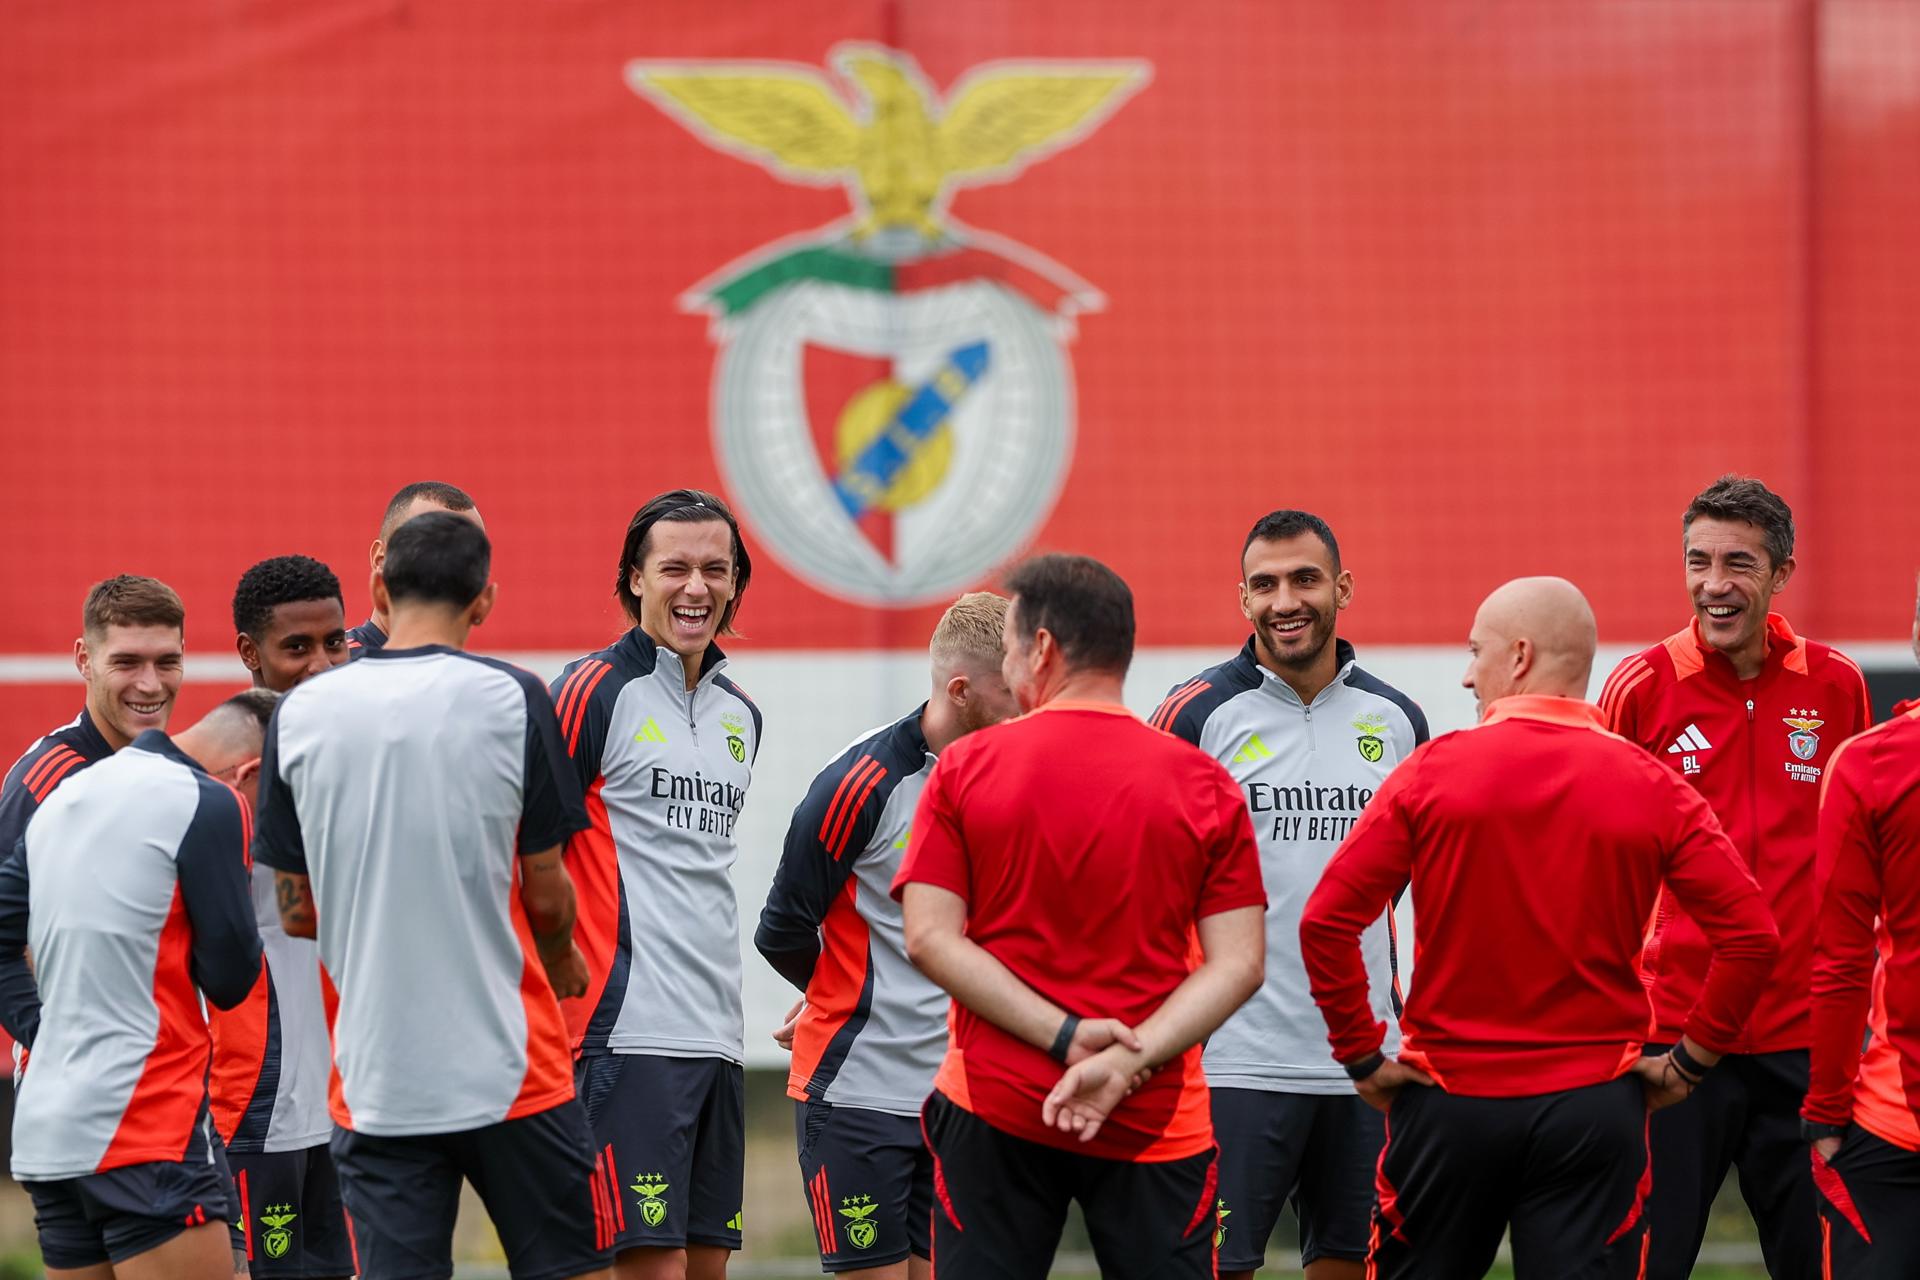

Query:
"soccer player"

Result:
[[0, 575, 185, 855], [1597, 475, 1871, 1279], [253, 513, 610, 1280], [549, 489, 760, 1280], [756, 591, 1019, 1280], [1802, 641, 1920, 1276], [213, 556, 354, 1279], [346, 480, 483, 653], [233, 555, 350, 689], [897, 553, 1268, 1280], [1302, 577, 1781, 1280], [1152, 510, 1426, 1280], [0, 690, 274, 1280]]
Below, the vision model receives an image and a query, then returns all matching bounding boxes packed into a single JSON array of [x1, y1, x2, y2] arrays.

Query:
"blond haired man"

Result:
[[756, 592, 1022, 1280]]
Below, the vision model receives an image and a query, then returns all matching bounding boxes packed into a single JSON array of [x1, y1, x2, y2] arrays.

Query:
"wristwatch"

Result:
[[1800, 1119, 1849, 1144]]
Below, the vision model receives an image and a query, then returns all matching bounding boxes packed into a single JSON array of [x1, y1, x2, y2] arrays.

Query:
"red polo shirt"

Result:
[[1301, 695, 1779, 1098], [1804, 703, 1920, 1149], [1599, 613, 1871, 1052], [893, 701, 1265, 1161]]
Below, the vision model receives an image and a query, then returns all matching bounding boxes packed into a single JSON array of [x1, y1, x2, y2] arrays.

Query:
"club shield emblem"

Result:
[[258, 1205, 297, 1260], [626, 45, 1149, 605], [838, 1195, 879, 1249], [1784, 714, 1824, 762], [1353, 713, 1390, 764], [632, 1175, 670, 1229]]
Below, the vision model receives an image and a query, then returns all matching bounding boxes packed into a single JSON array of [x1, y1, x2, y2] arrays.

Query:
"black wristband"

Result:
[[1801, 1118, 1849, 1144], [1049, 1014, 1081, 1064], [1669, 1042, 1713, 1083], [1343, 1051, 1386, 1081]]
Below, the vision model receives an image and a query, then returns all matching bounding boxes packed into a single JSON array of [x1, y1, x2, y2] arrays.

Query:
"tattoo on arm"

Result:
[[274, 872, 315, 934]]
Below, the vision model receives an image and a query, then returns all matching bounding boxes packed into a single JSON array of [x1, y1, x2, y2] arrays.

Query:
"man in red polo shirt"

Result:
[[1303, 577, 1780, 1280], [1598, 476, 1871, 1279], [895, 553, 1267, 1280], [1803, 685, 1920, 1276]]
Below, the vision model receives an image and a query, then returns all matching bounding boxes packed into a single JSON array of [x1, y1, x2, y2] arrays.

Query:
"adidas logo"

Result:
[[1666, 724, 1712, 754], [1231, 734, 1274, 764], [633, 717, 669, 745]]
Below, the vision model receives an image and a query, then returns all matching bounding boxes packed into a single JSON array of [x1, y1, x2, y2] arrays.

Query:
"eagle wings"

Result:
[[628, 48, 1147, 237]]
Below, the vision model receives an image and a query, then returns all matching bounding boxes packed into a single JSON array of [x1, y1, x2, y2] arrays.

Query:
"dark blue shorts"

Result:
[[576, 1053, 745, 1254], [230, 1143, 356, 1278], [26, 1155, 235, 1270], [796, 1101, 933, 1271], [1211, 1087, 1383, 1269], [329, 1101, 610, 1280]]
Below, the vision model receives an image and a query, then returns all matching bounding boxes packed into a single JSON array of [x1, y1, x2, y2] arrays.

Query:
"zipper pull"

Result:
[[1746, 699, 1755, 722]]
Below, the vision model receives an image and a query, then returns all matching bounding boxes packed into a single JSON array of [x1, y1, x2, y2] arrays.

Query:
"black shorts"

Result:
[[26, 1155, 235, 1270], [1370, 1077, 1649, 1280], [1814, 1124, 1920, 1279], [1211, 1087, 1381, 1269], [230, 1143, 356, 1278], [576, 1052, 745, 1253], [1643, 1047, 1816, 1280], [921, 1089, 1218, 1280], [328, 1100, 610, 1280], [796, 1101, 933, 1271]]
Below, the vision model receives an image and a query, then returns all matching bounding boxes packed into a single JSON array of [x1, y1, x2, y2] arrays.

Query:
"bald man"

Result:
[[1300, 578, 1780, 1280]]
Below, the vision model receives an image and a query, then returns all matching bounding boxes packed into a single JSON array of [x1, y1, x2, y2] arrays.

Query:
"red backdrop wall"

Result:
[[3, 1, 1915, 746]]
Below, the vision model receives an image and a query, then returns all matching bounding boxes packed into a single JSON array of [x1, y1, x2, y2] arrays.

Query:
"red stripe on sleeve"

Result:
[[552, 663, 595, 731], [826, 765, 889, 860], [20, 747, 77, 796], [564, 663, 614, 756], [818, 758, 881, 848]]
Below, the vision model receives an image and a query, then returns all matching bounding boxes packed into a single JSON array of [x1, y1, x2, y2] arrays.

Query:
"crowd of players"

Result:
[[0, 474, 1915, 1280]]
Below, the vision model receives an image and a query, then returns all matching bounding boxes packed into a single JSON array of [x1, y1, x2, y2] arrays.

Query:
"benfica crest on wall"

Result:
[[627, 45, 1148, 605]]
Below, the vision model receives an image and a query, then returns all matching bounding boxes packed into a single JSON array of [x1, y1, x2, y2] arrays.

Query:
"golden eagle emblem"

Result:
[[626, 45, 1149, 240]]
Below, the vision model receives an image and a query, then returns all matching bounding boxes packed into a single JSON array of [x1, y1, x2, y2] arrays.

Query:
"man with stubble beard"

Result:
[[1152, 510, 1427, 1280]]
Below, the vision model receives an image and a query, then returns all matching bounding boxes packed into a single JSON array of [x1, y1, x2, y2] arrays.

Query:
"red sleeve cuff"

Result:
[[1197, 889, 1269, 920], [890, 866, 969, 904], [1801, 1096, 1856, 1128]]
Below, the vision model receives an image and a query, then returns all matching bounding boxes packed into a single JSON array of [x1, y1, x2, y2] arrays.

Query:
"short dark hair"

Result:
[[1242, 510, 1341, 573], [83, 575, 185, 638], [614, 489, 753, 634], [214, 688, 281, 736], [379, 481, 477, 543], [382, 511, 492, 609], [1683, 475, 1795, 567], [232, 556, 344, 639], [1003, 553, 1135, 675]]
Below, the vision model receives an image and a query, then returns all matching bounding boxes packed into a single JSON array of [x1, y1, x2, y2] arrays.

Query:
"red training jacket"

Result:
[[1598, 614, 1871, 1052], [1803, 703, 1920, 1148], [1301, 695, 1780, 1098]]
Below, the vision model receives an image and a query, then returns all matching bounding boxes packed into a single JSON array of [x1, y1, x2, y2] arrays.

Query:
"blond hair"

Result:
[[931, 591, 1009, 673]]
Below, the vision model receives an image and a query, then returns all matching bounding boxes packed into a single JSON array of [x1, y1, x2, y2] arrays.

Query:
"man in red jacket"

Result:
[[1598, 476, 1871, 1279], [1803, 682, 1920, 1276], [1303, 577, 1780, 1280]]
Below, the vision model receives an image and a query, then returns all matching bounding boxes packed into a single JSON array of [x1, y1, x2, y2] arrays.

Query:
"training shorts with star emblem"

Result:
[[576, 1052, 745, 1254], [228, 1144, 355, 1278], [796, 1100, 933, 1271]]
